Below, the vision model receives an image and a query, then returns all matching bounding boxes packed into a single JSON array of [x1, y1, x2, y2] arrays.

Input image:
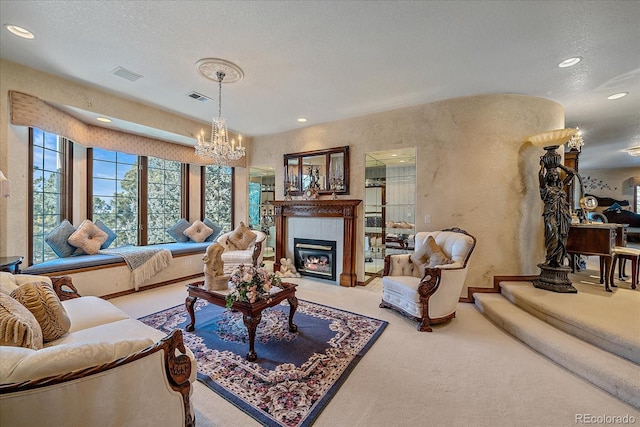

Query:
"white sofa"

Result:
[[217, 229, 266, 274], [380, 228, 476, 331], [0, 273, 196, 427]]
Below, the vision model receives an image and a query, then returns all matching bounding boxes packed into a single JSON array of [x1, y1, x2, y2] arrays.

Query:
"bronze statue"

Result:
[[539, 158, 574, 268]]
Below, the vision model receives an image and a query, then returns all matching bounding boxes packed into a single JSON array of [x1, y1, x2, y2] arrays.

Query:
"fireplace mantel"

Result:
[[270, 199, 362, 287]]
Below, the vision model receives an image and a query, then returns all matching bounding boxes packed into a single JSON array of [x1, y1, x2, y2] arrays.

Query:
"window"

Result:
[[202, 165, 233, 232], [636, 185, 639, 213], [89, 148, 187, 246], [147, 157, 183, 244], [30, 128, 72, 264], [91, 148, 139, 246]]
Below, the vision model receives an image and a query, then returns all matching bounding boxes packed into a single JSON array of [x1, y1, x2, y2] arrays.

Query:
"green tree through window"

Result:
[[91, 148, 186, 246], [204, 165, 233, 232], [148, 157, 182, 243], [31, 128, 69, 264], [92, 148, 139, 247]]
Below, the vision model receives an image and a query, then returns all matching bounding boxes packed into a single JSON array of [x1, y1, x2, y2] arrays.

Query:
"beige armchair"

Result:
[[380, 228, 476, 332], [216, 228, 266, 275]]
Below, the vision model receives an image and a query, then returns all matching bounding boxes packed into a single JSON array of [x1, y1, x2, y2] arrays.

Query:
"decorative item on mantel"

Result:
[[194, 58, 246, 165], [528, 128, 579, 293], [304, 165, 321, 199]]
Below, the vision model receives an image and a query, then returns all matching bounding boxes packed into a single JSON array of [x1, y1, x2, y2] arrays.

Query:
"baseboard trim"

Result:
[[102, 273, 204, 300], [460, 274, 539, 303]]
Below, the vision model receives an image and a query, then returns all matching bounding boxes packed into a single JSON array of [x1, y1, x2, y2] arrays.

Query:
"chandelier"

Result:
[[195, 59, 245, 165], [567, 127, 584, 151]]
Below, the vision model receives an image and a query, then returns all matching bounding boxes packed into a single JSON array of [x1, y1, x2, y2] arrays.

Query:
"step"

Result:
[[474, 293, 640, 409], [500, 281, 640, 364]]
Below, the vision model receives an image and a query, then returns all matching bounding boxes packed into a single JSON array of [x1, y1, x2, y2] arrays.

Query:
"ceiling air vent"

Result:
[[187, 91, 212, 102], [112, 66, 143, 82]]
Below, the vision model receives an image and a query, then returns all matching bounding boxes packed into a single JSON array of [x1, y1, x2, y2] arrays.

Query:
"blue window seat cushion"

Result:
[[157, 242, 212, 256], [24, 254, 124, 275], [24, 242, 213, 275]]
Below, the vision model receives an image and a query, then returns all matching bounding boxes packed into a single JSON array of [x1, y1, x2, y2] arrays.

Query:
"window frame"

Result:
[[87, 148, 188, 246], [201, 165, 235, 231], [29, 128, 73, 265]]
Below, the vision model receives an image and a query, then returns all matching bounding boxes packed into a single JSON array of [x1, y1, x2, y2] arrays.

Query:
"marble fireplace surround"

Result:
[[270, 199, 362, 287]]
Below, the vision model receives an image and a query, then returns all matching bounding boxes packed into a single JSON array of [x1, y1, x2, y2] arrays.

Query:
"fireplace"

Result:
[[294, 238, 337, 281], [271, 199, 361, 287]]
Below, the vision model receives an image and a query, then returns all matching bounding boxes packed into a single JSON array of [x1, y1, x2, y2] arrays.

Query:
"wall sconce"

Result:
[[0, 170, 10, 198]]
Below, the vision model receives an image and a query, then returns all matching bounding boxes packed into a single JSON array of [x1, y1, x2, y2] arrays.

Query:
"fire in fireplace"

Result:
[[294, 238, 337, 281]]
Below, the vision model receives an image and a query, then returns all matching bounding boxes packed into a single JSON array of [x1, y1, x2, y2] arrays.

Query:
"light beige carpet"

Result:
[[111, 276, 640, 427]]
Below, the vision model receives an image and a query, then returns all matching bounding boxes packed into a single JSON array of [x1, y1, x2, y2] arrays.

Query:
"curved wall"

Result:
[[250, 94, 565, 294]]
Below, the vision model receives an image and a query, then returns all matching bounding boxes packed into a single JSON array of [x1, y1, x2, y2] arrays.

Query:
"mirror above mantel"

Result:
[[284, 146, 349, 196]]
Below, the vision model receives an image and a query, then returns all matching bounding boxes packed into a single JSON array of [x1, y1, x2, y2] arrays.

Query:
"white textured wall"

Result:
[[252, 94, 564, 294], [580, 166, 640, 210]]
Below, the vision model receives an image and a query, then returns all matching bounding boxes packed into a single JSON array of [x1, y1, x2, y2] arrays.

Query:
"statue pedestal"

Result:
[[205, 275, 230, 291], [533, 263, 577, 293]]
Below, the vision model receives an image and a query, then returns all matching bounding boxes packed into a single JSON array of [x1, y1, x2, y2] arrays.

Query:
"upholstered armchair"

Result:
[[216, 223, 266, 275], [380, 228, 476, 332]]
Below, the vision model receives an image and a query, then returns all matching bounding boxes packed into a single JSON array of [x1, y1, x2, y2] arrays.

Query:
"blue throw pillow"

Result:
[[167, 218, 191, 242], [95, 219, 117, 249], [604, 202, 622, 213], [45, 220, 77, 258], [203, 218, 223, 242]]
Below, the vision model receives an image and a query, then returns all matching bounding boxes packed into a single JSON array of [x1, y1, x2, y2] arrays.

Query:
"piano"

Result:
[[566, 223, 627, 291]]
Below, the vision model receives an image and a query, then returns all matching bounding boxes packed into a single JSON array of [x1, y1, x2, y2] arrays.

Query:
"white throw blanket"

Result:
[[99, 246, 173, 290]]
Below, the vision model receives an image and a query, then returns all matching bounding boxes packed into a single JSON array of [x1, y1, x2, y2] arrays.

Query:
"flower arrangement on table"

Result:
[[225, 264, 283, 309]]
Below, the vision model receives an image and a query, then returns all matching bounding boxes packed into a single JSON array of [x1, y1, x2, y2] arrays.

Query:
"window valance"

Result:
[[9, 91, 245, 167]]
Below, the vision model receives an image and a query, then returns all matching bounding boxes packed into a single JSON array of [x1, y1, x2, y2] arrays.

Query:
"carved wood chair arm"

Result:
[[418, 267, 442, 301], [51, 276, 81, 300]]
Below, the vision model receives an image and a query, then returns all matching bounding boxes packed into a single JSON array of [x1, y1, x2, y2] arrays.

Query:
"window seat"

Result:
[[23, 242, 212, 298]]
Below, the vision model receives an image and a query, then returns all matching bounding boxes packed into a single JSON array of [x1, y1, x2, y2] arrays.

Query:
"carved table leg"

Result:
[[243, 313, 262, 361], [287, 296, 299, 332], [185, 295, 198, 332], [604, 256, 613, 292]]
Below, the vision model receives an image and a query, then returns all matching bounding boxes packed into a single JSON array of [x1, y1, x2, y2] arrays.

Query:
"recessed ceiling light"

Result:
[[96, 117, 112, 123], [391, 154, 398, 157], [558, 57, 581, 68], [297, 117, 307, 123], [607, 92, 628, 100], [5, 24, 34, 39]]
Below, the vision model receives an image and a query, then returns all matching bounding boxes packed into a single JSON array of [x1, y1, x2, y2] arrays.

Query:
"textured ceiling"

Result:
[[1, 1, 638, 170]]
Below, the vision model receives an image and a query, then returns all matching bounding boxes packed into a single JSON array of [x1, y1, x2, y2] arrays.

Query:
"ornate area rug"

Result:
[[139, 299, 387, 427]]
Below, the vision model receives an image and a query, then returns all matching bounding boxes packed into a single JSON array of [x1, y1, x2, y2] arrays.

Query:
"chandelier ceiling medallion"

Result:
[[194, 58, 245, 165]]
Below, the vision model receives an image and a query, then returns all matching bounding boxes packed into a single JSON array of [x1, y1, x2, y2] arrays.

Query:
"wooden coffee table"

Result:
[[185, 281, 298, 361]]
